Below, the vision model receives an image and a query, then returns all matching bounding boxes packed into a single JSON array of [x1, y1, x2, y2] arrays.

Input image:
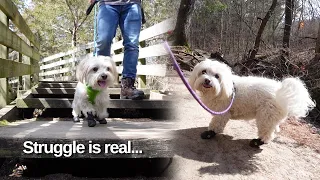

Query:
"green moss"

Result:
[[0, 120, 9, 126]]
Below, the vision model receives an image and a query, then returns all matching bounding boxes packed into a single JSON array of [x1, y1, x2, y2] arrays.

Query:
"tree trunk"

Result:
[[172, 0, 196, 46], [316, 21, 320, 54], [249, 0, 278, 60], [72, 27, 77, 47], [283, 0, 294, 48]]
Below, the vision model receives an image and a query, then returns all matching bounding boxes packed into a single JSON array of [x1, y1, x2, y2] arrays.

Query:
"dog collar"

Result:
[[86, 85, 100, 105]]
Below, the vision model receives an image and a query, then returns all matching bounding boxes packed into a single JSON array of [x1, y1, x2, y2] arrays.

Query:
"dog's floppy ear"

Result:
[[218, 63, 234, 98], [188, 67, 197, 91], [76, 59, 90, 83]]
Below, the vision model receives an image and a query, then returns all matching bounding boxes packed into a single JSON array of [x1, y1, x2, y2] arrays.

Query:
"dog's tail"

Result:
[[276, 77, 315, 118]]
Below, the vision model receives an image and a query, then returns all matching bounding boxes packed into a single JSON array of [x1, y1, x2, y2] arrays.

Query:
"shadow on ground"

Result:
[[173, 127, 263, 176]]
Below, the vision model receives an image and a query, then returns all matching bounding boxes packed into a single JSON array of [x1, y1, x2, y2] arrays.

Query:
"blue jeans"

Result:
[[96, 4, 142, 79]]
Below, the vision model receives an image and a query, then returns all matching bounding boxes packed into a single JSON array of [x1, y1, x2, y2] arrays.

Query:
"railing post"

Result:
[[60, 56, 64, 80], [24, 57, 31, 90], [31, 46, 39, 87], [18, 53, 23, 90], [138, 40, 147, 88], [42, 60, 46, 80], [0, 11, 9, 108]]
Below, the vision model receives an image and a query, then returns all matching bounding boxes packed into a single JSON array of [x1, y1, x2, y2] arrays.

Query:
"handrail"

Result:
[[41, 18, 174, 64], [39, 18, 175, 84], [0, 0, 40, 49], [0, 0, 40, 108]]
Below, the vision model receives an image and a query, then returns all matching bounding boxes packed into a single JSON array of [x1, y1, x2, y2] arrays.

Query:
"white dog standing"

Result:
[[72, 56, 118, 127], [189, 59, 315, 147]]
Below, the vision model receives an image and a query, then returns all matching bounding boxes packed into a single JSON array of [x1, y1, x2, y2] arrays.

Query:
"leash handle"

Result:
[[86, 0, 99, 16], [164, 41, 235, 115]]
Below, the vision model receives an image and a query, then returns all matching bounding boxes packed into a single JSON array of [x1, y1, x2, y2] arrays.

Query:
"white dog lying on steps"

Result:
[[189, 59, 315, 147], [72, 56, 118, 127]]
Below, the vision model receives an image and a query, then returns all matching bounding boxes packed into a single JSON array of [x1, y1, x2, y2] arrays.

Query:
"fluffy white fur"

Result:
[[189, 59, 316, 143], [72, 56, 118, 120]]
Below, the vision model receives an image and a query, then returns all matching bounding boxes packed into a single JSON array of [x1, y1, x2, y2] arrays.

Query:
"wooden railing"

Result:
[[0, 0, 40, 108], [39, 18, 174, 88]]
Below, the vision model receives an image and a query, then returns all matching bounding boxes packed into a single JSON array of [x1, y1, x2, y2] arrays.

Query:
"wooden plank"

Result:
[[138, 41, 147, 88], [40, 18, 173, 64], [39, 80, 78, 83], [37, 82, 121, 88], [39, 67, 72, 77], [40, 54, 91, 70], [38, 82, 77, 88], [23, 55, 31, 90], [112, 18, 174, 51], [0, 21, 40, 61], [117, 64, 166, 77], [0, 58, 39, 78], [40, 43, 167, 71], [17, 98, 173, 109], [40, 64, 166, 77], [0, 0, 40, 49], [0, 104, 19, 121], [40, 76, 75, 82], [0, 11, 8, 108], [113, 43, 169, 62], [32, 88, 150, 95], [41, 43, 94, 63]]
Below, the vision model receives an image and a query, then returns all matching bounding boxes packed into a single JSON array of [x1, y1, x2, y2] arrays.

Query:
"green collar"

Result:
[[86, 85, 101, 104]]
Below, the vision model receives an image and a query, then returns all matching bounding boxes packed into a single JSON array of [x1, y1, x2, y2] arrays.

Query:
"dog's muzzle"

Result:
[[202, 78, 212, 88]]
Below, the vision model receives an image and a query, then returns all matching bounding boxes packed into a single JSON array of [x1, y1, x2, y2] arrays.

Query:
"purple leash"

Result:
[[164, 41, 235, 115]]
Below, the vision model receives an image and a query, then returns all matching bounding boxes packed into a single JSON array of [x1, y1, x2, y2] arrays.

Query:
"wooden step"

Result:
[[38, 82, 121, 88], [32, 88, 151, 96], [39, 81, 78, 83], [17, 98, 173, 109], [38, 82, 77, 88], [0, 119, 174, 158]]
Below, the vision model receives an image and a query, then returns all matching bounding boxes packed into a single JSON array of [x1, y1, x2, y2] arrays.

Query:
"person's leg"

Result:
[[119, 3, 142, 78], [119, 4, 144, 100], [96, 5, 120, 56]]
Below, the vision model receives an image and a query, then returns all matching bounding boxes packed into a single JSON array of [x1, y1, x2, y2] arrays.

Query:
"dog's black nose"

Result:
[[101, 74, 108, 80], [204, 78, 211, 84]]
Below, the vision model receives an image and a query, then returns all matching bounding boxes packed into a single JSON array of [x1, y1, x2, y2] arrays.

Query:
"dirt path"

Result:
[[168, 76, 320, 180]]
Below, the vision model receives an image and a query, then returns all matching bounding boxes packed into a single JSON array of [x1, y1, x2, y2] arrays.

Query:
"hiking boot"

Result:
[[120, 78, 144, 100]]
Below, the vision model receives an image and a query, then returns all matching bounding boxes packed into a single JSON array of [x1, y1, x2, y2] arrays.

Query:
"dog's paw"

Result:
[[249, 138, 264, 148], [97, 118, 107, 124], [87, 112, 96, 127], [87, 119, 96, 127], [73, 116, 80, 123], [201, 130, 216, 139]]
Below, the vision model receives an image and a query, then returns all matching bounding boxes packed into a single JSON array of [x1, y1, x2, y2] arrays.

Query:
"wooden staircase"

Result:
[[0, 80, 174, 159], [0, 1, 176, 168], [17, 81, 171, 111]]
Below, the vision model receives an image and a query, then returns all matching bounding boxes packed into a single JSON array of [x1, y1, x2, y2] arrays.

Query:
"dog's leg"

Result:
[[86, 112, 96, 127], [201, 116, 229, 139], [81, 104, 97, 127], [96, 108, 108, 124], [252, 108, 285, 148], [72, 109, 80, 123], [72, 100, 81, 122]]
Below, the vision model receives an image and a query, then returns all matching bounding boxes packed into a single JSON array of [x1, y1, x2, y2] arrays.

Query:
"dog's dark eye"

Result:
[[93, 67, 98, 72], [202, 70, 207, 74], [215, 74, 219, 79], [107, 67, 110, 71]]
